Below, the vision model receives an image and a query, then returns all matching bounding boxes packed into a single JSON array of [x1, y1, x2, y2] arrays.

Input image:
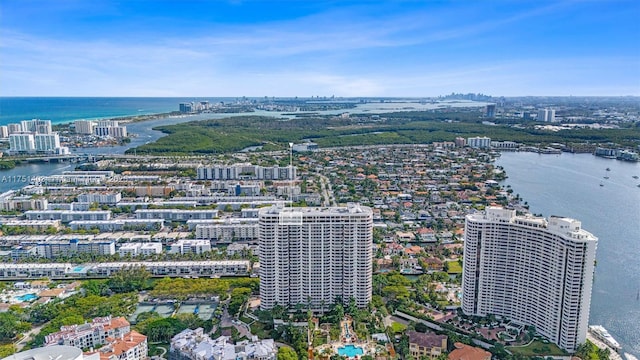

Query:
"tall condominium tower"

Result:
[[259, 204, 373, 310], [462, 207, 597, 352]]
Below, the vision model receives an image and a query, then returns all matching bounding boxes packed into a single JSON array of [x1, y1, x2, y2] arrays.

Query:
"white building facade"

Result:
[[462, 207, 597, 352], [258, 204, 373, 310], [9, 133, 35, 152], [466, 136, 491, 149], [197, 164, 296, 181], [537, 108, 556, 122], [34, 133, 61, 152]]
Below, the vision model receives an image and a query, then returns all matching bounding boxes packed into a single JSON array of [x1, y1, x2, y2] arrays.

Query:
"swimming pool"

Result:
[[16, 293, 38, 302], [337, 345, 363, 358]]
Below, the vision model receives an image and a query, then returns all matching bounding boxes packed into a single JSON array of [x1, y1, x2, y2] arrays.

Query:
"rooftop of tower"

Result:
[[468, 206, 597, 242]]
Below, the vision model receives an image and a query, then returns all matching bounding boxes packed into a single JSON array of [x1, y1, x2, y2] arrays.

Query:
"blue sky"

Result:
[[1, 0, 639, 97]]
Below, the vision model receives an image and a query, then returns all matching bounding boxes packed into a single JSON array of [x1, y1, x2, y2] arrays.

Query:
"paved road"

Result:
[[219, 306, 253, 339], [318, 174, 336, 206], [15, 323, 44, 352]]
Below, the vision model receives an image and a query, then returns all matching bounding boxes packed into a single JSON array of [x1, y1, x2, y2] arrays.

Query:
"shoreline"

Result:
[[47, 111, 182, 128]]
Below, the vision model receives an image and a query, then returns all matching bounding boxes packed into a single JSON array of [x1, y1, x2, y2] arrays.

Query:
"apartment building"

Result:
[[170, 239, 211, 254], [259, 204, 373, 310], [25, 210, 111, 222], [45, 316, 130, 348], [195, 222, 259, 244], [69, 219, 163, 231], [117, 243, 163, 257], [466, 136, 491, 149], [135, 209, 219, 221], [462, 207, 597, 351], [196, 164, 296, 181], [170, 328, 276, 360], [0, 261, 251, 279], [77, 192, 122, 205]]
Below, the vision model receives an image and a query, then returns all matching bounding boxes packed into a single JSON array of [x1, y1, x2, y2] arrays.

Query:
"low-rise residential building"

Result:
[[0, 196, 48, 211], [1, 346, 87, 360], [25, 210, 111, 222], [226, 243, 253, 256], [2, 219, 61, 231], [170, 239, 211, 254], [16, 239, 116, 259], [39, 171, 114, 185], [69, 219, 164, 232], [170, 328, 276, 360], [85, 330, 147, 360], [407, 330, 447, 359], [135, 209, 219, 221], [130, 185, 173, 197], [77, 192, 122, 205], [0, 261, 251, 279], [195, 222, 259, 243], [88, 261, 250, 278], [117, 242, 163, 257], [0, 263, 71, 279], [45, 316, 131, 348]]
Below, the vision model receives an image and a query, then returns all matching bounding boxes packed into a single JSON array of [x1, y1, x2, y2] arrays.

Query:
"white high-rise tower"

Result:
[[462, 207, 597, 352], [259, 203, 373, 310]]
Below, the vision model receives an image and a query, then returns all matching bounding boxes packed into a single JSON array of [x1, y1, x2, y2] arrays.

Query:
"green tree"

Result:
[[0, 312, 27, 341], [107, 266, 151, 293], [0, 344, 17, 357], [82, 279, 110, 296], [277, 347, 299, 360]]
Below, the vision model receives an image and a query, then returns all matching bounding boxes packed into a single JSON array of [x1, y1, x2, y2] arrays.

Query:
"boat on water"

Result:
[[625, 353, 638, 360], [589, 325, 622, 353], [633, 175, 639, 179], [606, 167, 611, 171], [604, 176, 609, 179]]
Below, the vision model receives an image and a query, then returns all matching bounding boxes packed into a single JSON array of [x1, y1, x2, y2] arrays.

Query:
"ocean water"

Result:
[[1, 97, 634, 354], [495, 152, 640, 356], [0, 97, 489, 126], [0, 97, 228, 125]]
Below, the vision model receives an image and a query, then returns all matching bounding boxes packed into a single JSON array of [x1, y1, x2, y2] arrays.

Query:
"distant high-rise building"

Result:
[[485, 104, 496, 118], [21, 119, 52, 134], [93, 120, 127, 138], [34, 133, 61, 152], [537, 109, 556, 122], [454, 137, 466, 147], [74, 120, 95, 135], [197, 164, 296, 181], [466, 136, 491, 149], [7, 123, 23, 134], [179, 102, 194, 113], [0, 126, 8, 138], [462, 207, 597, 352], [199, 101, 210, 110], [9, 133, 35, 152], [259, 203, 373, 310]]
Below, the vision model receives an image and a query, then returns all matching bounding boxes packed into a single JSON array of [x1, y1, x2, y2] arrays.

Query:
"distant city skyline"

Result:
[[1, 0, 639, 97]]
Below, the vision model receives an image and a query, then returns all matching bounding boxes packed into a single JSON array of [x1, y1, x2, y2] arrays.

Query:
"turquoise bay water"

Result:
[[1, 98, 636, 354], [0, 97, 229, 125], [495, 152, 640, 356]]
